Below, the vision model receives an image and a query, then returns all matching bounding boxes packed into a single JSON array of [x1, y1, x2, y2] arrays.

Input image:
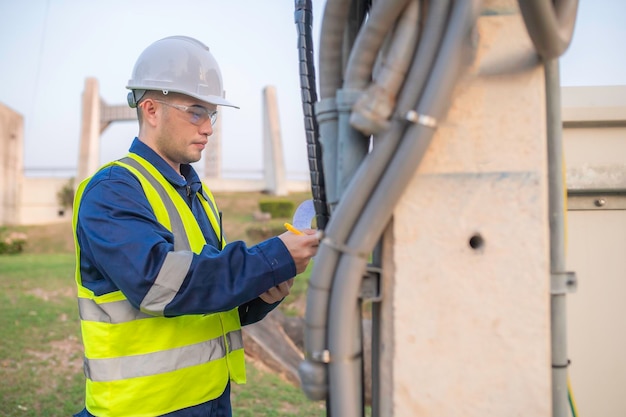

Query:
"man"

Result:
[[72, 36, 319, 417]]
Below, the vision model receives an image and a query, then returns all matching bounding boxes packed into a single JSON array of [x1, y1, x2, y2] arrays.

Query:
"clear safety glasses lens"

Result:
[[155, 100, 218, 126]]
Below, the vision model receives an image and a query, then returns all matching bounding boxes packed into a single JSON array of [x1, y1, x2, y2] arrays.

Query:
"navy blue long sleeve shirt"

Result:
[[76, 138, 296, 322]]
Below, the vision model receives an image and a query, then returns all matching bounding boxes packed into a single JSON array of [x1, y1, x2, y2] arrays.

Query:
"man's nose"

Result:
[[199, 118, 213, 136]]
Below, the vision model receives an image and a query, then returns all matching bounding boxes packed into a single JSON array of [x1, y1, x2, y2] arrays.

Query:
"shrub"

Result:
[[258, 199, 295, 219], [245, 224, 287, 243], [0, 230, 27, 254], [57, 177, 75, 210]]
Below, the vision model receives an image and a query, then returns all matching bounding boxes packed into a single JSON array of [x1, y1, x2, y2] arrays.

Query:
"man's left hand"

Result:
[[259, 278, 294, 304]]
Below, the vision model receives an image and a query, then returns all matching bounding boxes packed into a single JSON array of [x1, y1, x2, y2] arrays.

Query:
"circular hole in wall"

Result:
[[469, 233, 484, 250]]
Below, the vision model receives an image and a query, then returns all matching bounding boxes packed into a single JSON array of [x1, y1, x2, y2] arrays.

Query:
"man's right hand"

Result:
[[278, 229, 320, 274]]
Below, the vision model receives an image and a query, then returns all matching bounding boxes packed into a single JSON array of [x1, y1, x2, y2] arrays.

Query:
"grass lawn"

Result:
[[0, 191, 327, 416]]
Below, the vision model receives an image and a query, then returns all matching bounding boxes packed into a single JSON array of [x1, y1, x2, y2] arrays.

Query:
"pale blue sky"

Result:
[[0, 0, 624, 178]]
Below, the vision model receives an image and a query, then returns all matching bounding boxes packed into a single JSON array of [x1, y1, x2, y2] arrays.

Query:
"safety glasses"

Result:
[[154, 100, 218, 126]]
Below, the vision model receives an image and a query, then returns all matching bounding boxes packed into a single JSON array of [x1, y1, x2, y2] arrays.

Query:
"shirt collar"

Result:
[[181, 163, 204, 195], [128, 137, 202, 188]]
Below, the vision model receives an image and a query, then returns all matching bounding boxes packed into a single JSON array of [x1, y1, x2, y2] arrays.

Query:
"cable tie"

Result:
[[311, 349, 331, 363], [321, 237, 369, 259], [405, 110, 437, 128], [552, 359, 571, 369]]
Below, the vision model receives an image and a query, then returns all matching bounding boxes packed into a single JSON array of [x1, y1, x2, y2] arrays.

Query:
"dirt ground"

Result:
[[17, 221, 75, 254]]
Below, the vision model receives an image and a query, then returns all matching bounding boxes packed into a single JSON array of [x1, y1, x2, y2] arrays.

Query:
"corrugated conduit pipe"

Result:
[[294, 0, 330, 230]]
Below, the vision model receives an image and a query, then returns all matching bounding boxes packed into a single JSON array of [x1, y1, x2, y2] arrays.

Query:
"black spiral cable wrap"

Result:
[[295, 0, 330, 230]]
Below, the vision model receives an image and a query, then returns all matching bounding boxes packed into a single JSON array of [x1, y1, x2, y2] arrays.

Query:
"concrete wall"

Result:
[[2, 102, 72, 226], [0, 103, 24, 225], [20, 177, 73, 225]]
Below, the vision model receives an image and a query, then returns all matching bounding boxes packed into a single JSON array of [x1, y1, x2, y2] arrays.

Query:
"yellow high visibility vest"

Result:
[[72, 152, 246, 417]]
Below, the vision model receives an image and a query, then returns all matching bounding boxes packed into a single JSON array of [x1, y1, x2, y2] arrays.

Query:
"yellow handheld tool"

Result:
[[284, 222, 304, 235]]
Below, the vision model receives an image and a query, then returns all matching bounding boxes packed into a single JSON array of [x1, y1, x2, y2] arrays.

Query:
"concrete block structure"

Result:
[[378, 20, 626, 417], [383, 11, 552, 416], [562, 85, 626, 416]]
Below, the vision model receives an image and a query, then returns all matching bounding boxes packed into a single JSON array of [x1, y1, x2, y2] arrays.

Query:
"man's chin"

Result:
[[185, 153, 203, 165]]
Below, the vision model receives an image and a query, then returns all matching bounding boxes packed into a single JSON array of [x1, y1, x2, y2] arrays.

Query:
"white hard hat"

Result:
[[126, 36, 238, 108]]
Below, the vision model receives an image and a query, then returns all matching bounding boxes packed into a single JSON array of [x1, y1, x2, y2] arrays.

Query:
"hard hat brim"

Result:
[[126, 85, 239, 109]]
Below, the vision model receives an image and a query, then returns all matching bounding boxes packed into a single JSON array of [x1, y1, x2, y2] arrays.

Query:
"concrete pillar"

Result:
[[381, 8, 551, 417], [77, 77, 101, 183], [77, 78, 137, 183], [205, 111, 222, 178], [262, 85, 288, 196], [0, 103, 24, 225]]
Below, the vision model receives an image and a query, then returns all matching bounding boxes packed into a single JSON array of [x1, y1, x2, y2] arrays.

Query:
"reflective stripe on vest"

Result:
[[73, 153, 246, 417], [84, 331, 244, 382], [119, 156, 192, 252]]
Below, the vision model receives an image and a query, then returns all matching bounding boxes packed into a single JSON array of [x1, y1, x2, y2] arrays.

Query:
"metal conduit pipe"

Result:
[[354, 0, 451, 136], [351, 0, 421, 135], [335, 89, 368, 196], [316, 98, 340, 210], [300, 0, 453, 402], [545, 58, 570, 417], [319, 0, 352, 99], [327, 3, 478, 415], [315, 0, 352, 211], [299, 122, 406, 402], [369, 0, 420, 97], [344, 0, 411, 90], [516, 3, 579, 415], [389, 0, 453, 116], [517, 0, 579, 60], [369, 244, 383, 417], [294, 0, 330, 230], [336, 0, 408, 199], [343, 0, 370, 79]]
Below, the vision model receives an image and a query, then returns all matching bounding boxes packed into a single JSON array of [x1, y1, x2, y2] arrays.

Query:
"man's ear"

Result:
[[139, 99, 159, 127]]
